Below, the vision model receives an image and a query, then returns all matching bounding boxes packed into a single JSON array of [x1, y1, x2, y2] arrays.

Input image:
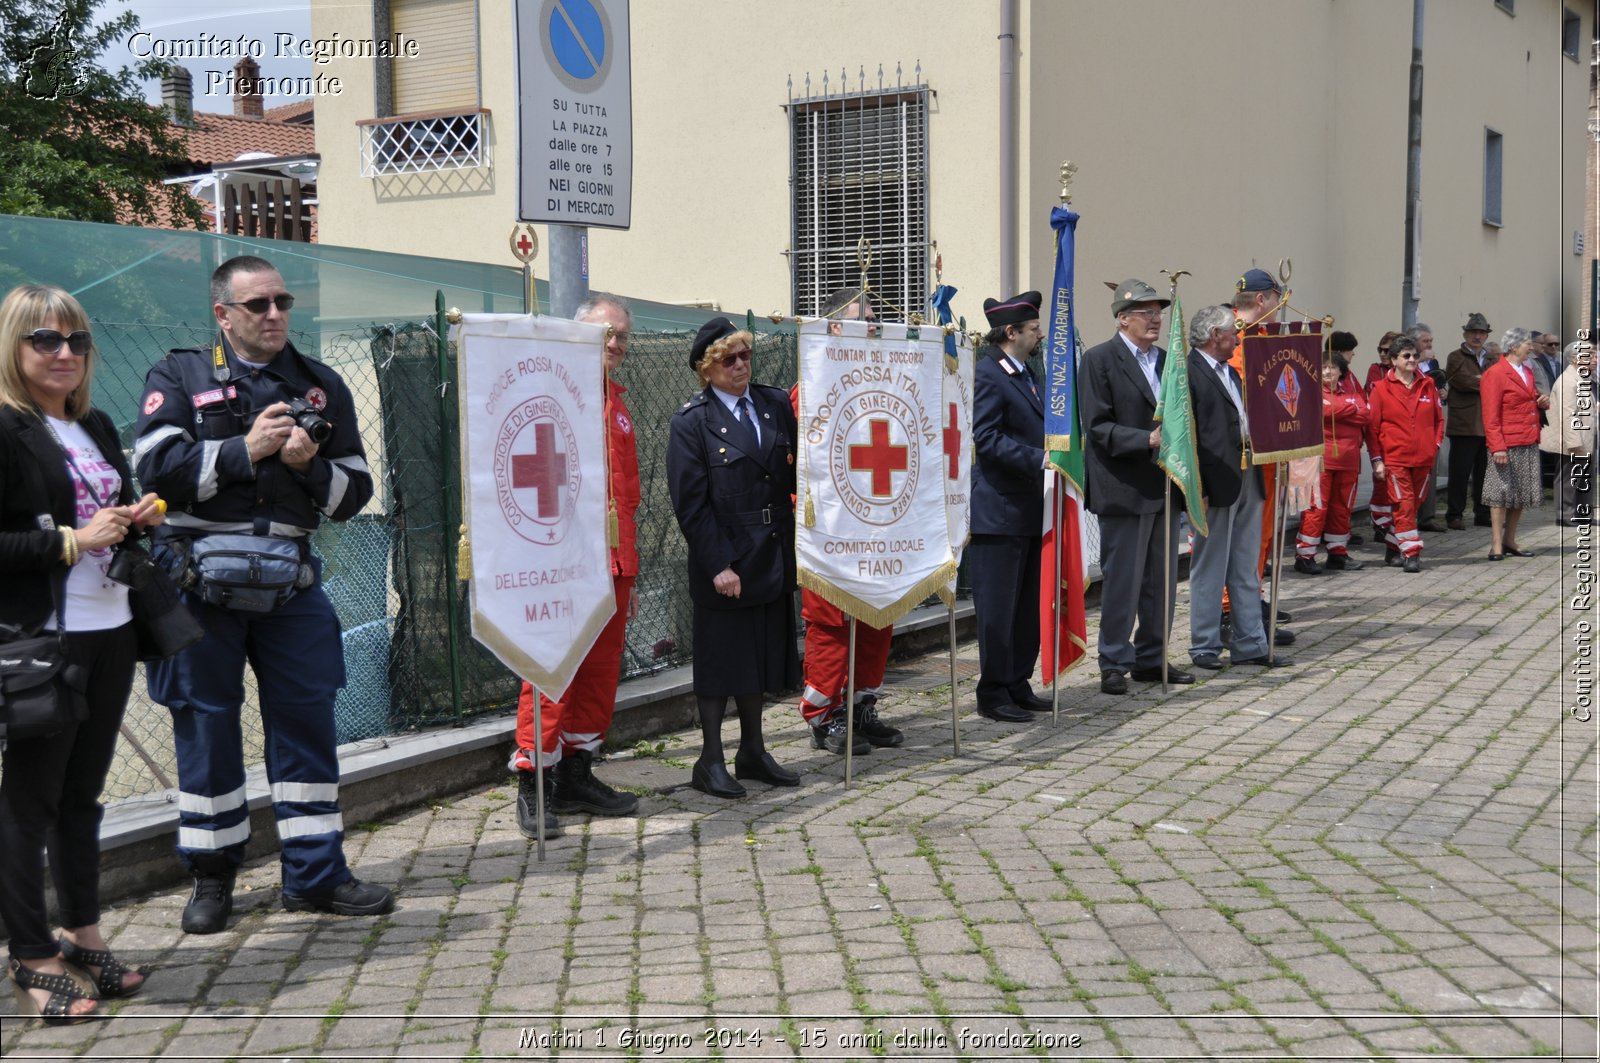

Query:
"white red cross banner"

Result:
[[940, 335, 974, 607], [456, 313, 616, 696], [796, 317, 957, 628]]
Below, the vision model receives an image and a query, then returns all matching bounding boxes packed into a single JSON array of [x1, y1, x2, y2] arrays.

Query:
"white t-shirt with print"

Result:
[[46, 416, 132, 632]]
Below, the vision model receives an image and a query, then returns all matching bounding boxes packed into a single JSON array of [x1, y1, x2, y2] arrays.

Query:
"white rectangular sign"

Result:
[[515, 0, 633, 229]]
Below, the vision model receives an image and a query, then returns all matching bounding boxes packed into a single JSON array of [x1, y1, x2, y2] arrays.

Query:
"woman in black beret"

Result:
[[665, 318, 801, 797]]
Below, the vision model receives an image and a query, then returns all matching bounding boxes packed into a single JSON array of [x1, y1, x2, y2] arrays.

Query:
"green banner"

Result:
[[1154, 293, 1206, 536]]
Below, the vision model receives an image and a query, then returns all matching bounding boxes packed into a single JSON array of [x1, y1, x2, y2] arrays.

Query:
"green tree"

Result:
[[0, 0, 205, 227]]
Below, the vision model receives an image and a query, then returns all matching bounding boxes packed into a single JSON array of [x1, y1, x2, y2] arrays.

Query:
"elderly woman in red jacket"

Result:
[[1296, 340, 1370, 573], [1367, 334, 1444, 572], [1480, 327, 1551, 559]]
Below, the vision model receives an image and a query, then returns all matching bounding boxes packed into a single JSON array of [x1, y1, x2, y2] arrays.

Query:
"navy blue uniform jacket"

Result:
[[666, 383, 797, 609], [133, 339, 372, 547], [970, 346, 1045, 536]]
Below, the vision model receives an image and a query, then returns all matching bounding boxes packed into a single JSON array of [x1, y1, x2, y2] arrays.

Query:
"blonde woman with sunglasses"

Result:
[[0, 284, 165, 1023]]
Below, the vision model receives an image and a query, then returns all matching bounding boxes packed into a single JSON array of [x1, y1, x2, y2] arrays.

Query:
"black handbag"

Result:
[[121, 543, 205, 661], [0, 576, 87, 743]]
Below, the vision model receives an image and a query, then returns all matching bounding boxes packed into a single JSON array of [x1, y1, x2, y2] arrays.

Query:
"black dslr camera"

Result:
[[283, 397, 334, 445]]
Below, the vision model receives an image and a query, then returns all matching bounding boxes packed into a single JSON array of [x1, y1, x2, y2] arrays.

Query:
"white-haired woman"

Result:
[[1480, 327, 1550, 558]]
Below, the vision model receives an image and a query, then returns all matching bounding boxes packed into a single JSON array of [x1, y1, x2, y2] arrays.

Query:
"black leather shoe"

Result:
[[809, 714, 870, 755], [1402, 555, 1421, 573], [1191, 653, 1224, 671], [1274, 628, 1297, 647], [1293, 556, 1324, 575], [181, 859, 236, 935], [690, 760, 745, 799], [976, 702, 1033, 722], [1130, 665, 1194, 684], [282, 878, 395, 917], [1324, 553, 1363, 571], [1013, 690, 1053, 712], [734, 751, 799, 787], [1503, 547, 1535, 558], [1258, 602, 1292, 625], [1099, 671, 1128, 695], [1234, 654, 1292, 668], [1418, 520, 1445, 533]]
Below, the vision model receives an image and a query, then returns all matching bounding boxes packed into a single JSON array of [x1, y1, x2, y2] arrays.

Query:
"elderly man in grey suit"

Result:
[[1079, 278, 1191, 695], [1185, 305, 1292, 671]]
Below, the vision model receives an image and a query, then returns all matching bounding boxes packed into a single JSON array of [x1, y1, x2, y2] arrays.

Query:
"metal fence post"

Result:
[[435, 291, 466, 723]]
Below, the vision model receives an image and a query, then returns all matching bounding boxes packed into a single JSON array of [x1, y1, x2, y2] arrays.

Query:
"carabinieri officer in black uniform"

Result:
[[665, 317, 800, 799], [133, 255, 392, 935]]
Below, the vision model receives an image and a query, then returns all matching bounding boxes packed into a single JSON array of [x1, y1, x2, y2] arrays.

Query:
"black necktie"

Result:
[[736, 396, 758, 447]]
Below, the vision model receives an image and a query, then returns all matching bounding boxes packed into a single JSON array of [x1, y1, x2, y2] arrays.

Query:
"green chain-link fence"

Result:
[[84, 306, 808, 801]]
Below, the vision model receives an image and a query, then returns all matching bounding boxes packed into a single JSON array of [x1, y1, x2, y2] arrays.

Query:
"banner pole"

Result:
[[844, 617, 858, 788], [1267, 463, 1288, 663], [947, 602, 960, 756], [531, 684, 547, 862], [1162, 488, 1172, 695], [1051, 470, 1063, 724]]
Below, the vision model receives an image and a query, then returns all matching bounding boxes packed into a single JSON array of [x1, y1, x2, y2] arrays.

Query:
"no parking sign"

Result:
[[515, 0, 633, 229]]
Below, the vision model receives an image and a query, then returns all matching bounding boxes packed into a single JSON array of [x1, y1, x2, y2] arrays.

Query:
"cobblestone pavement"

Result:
[[2, 518, 1596, 1061]]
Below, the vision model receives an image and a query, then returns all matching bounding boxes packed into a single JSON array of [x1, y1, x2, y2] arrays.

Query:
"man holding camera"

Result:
[[134, 255, 392, 934]]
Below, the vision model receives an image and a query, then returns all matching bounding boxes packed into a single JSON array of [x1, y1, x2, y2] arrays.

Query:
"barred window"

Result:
[[789, 84, 930, 321]]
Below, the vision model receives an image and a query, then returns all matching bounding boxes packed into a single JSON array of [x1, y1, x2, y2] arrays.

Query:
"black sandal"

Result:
[[57, 938, 148, 999], [7, 957, 99, 1025]]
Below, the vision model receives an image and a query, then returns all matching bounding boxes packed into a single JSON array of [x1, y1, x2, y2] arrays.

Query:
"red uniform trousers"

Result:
[[1382, 468, 1430, 558], [511, 575, 634, 770], [797, 589, 892, 725], [1297, 469, 1361, 558]]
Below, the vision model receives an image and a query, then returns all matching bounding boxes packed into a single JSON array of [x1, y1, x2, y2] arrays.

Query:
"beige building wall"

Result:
[[312, 0, 1589, 348]]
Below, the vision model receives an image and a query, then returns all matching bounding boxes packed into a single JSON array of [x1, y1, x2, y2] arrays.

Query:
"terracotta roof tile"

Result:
[[263, 100, 314, 123], [181, 110, 315, 165]]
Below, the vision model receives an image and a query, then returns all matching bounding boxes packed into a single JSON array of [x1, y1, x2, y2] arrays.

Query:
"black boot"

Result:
[[852, 696, 904, 747], [553, 749, 639, 816], [516, 770, 561, 840], [182, 854, 237, 935], [810, 710, 870, 755]]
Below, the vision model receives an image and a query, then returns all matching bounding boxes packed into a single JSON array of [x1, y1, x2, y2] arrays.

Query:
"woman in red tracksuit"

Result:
[[1366, 334, 1444, 573], [1296, 354, 1369, 572]]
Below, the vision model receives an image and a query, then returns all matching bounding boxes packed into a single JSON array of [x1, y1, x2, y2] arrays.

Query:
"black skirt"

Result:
[[692, 594, 800, 698]]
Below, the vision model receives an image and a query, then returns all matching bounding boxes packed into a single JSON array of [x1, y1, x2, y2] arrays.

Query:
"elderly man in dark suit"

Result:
[[1078, 279, 1191, 695], [1185, 305, 1292, 671], [968, 291, 1047, 723]]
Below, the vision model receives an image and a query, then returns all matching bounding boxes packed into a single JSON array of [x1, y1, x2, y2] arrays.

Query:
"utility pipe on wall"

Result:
[[999, 0, 1018, 296]]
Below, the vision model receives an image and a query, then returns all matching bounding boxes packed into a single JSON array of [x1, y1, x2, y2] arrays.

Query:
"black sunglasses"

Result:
[[27, 329, 92, 356], [717, 349, 753, 367], [222, 294, 295, 314]]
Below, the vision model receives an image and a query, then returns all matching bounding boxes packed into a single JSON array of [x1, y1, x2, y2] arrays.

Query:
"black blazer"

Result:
[[666, 383, 797, 609], [1187, 351, 1262, 509], [0, 405, 136, 630], [1078, 332, 1173, 517], [970, 346, 1045, 536]]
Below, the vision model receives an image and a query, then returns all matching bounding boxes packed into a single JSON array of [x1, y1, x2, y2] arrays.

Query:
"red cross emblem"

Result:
[[848, 418, 909, 498], [516, 233, 534, 256], [943, 402, 962, 480], [511, 422, 567, 518]]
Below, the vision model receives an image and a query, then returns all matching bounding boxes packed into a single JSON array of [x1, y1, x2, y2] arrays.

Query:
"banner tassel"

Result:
[[607, 501, 620, 547], [803, 490, 816, 528], [457, 523, 472, 575]]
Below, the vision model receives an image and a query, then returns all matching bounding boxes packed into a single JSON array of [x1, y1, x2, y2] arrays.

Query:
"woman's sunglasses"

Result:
[[27, 329, 92, 356], [717, 349, 753, 368]]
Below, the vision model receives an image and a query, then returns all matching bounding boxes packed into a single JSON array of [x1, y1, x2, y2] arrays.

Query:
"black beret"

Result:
[[690, 316, 737, 368], [982, 291, 1042, 330], [1328, 330, 1358, 353]]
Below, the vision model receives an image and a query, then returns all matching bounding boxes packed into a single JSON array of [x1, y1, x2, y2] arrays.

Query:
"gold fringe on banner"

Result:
[[797, 559, 959, 631], [1250, 444, 1323, 465]]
